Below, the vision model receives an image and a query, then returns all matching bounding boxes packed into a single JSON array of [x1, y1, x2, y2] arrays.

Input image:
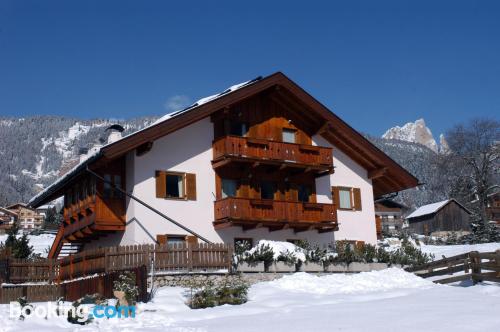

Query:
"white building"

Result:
[[29, 72, 418, 258]]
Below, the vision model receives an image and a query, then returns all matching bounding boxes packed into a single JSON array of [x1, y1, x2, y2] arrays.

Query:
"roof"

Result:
[[29, 72, 419, 207], [0, 207, 18, 217], [375, 199, 408, 210], [406, 199, 471, 219]]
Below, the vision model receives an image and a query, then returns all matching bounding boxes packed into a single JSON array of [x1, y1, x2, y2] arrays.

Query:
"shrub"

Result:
[[276, 249, 298, 265], [188, 276, 249, 309], [245, 243, 275, 269], [113, 271, 139, 305], [67, 294, 106, 325], [17, 297, 33, 321]]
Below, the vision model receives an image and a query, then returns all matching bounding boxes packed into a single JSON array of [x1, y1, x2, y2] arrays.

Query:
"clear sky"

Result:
[[0, 0, 499, 137]]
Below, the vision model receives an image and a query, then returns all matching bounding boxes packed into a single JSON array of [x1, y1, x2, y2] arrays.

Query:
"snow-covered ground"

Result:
[[420, 242, 500, 258], [1, 268, 499, 331], [0, 233, 55, 257]]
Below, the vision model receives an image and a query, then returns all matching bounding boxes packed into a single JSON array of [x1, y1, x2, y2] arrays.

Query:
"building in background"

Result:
[[486, 192, 500, 227], [5, 203, 45, 232], [406, 199, 471, 236], [374, 199, 408, 238], [0, 207, 18, 234]]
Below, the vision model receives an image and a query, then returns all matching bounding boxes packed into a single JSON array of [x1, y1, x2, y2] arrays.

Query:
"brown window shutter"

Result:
[[332, 186, 340, 207], [185, 173, 197, 200], [353, 188, 362, 211], [157, 234, 167, 245], [155, 171, 166, 198], [186, 235, 198, 246]]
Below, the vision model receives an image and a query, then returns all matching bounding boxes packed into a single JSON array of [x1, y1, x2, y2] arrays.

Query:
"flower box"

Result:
[[268, 262, 296, 273], [237, 262, 265, 272]]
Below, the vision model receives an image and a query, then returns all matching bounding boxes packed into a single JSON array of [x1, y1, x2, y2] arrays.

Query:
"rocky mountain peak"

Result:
[[382, 118, 447, 153]]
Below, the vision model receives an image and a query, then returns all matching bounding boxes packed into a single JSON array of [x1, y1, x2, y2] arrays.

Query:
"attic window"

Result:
[[227, 120, 248, 136], [282, 128, 297, 144]]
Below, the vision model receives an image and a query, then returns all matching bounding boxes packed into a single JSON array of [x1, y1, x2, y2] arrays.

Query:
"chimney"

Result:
[[105, 124, 125, 144]]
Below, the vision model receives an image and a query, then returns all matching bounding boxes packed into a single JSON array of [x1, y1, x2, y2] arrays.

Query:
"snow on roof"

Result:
[[406, 200, 450, 219], [28, 76, 262, 207]]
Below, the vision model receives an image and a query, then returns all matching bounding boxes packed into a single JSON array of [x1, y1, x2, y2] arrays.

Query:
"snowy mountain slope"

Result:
[[0, 116, 157, 206], [382, 118, 448, 153]]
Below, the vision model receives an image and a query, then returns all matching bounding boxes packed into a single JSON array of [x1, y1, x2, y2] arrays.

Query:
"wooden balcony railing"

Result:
[[212, 136, 333, 168], [214, 197, 337, 225]]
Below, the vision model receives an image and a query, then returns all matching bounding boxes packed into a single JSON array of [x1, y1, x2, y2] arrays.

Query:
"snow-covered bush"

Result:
[[16, 297, 33, 321], [188, 275, 249, 309], [113, 271, 139, 306], [67, 294, 106, 325]]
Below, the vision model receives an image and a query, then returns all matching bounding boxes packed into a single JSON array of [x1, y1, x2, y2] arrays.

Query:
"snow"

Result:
[[247, 240, 306, 261], [0, 233, 55, 257], [382, 118, 440, 152], [1, 268, 500, 331], [406, 199, 450, 219], [420, 242, 500, 258]]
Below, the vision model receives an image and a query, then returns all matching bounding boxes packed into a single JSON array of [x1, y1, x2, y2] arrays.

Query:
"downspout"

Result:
[[86, 167, 213, 244]]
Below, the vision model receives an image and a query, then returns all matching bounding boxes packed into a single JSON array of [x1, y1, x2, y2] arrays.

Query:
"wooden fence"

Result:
[[1, 243, 232, 284], [0, 266, 148, 304], [406, 250, 500, 284]]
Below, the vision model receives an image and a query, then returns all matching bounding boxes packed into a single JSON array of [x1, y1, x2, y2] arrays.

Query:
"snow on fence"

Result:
[[0, 266, 148, 304], [0, 243, 232, 284], [406, 250, 500, 284]]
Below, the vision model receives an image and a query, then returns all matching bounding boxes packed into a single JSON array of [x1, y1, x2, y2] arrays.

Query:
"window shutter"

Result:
[[332, 186, 340, 207], [155, 171, 166, 198], [157, 234, 167, 245], [353, 188, 362, 211], [186, 235, 198, 246], [185, 173, 197, 200]]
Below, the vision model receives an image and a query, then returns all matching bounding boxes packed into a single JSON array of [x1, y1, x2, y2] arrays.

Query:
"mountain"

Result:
[[382, 119, 448, 153], [0, 116, 157, 206]]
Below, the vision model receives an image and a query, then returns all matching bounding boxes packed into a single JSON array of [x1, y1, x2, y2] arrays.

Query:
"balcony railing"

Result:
[[214, 197, 337, 224], [212, 136, 333, 168]]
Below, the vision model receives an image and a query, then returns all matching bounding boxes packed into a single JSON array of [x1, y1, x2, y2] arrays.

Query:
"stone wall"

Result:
[[151, 273, 287, 288]]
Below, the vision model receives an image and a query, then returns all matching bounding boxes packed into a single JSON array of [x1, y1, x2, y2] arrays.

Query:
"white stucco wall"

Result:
[[313, 135, 377, 245], [86, 121, 376, 249]]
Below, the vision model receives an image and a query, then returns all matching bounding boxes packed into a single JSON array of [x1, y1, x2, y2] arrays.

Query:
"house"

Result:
[[0, 207, 18, 234], [374, 199, 408, 238], [28, 72, 418, 258], [406, 199, 471, 236], [5, 203, 45, 232]]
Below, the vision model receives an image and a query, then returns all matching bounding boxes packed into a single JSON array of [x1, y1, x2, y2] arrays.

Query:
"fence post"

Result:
[[188, 244, 193, 272], [470, 251, 481, 284], [104, 248, 109, 273]]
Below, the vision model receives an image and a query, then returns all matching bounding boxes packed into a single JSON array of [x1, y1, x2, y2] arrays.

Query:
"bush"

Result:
[[188, 276, 249, 309], [67, 294, 106, 325], [276, 249, 298, 265], [245, 243, 275, 269], [113, 271, 139, 305]]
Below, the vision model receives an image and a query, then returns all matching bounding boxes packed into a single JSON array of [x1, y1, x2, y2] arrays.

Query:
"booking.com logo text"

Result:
[[10, 302, 136, 322]]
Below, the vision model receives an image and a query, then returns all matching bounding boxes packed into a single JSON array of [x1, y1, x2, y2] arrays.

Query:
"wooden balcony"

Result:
[[212, 136, 333, 174], [213, 197, 338, 233]]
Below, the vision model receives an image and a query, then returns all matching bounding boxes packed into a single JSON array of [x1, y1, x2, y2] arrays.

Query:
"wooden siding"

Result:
[[407, 201, 471, 235]]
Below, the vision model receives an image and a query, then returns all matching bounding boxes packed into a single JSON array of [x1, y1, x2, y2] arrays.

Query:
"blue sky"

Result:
[[0, 0, 499, 137]]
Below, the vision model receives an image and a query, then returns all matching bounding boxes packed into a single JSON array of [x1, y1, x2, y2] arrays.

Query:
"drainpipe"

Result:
[[86, 167, 213, 244]]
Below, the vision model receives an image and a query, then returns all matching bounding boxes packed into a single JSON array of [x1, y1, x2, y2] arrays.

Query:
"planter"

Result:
[[268, 262, 296, 273], [347, 262, 371, 272], [113, 290, 129, 307], [299, 262, 324, 272], [237, 262, 265, 273], [369, 263, 388, 271], [325, 263, 348, 273]]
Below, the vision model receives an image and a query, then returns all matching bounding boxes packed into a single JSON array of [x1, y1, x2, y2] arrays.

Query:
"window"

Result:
[[167, 235, 186, 245], [166, 174, 184, 198], [297, 184, 312, 203], [260, 181, 275, 200], [222, 178, 238, 198], [282, 128, 297, 144], [229, 120, 248, 136], [103, 174, 113, 198], [332, 187, 362, 211], [338, 189, 352, 209], [156, 171, 196, 200]]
